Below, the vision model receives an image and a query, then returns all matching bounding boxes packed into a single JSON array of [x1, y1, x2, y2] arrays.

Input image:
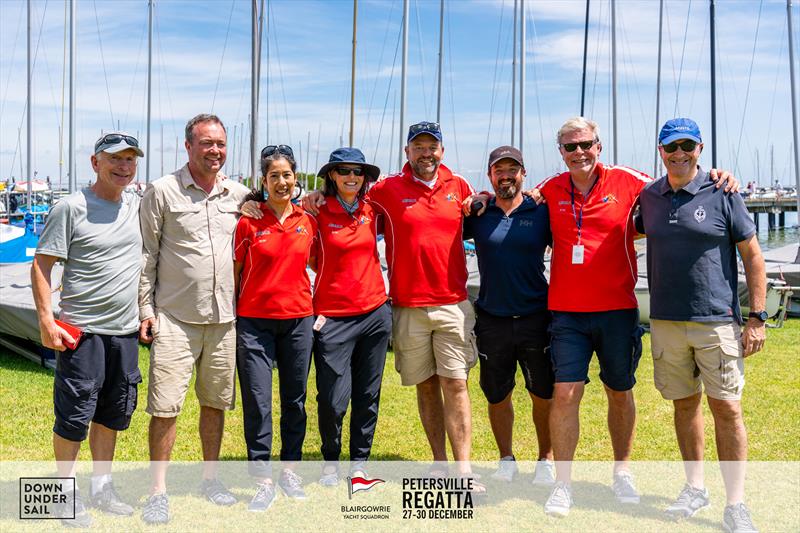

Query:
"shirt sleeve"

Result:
[[138, 183, 164, 321], [233, 217, 251, 263], [727, 192, 757, 243], [462, 215, 475, 241], [36, 199, 71, 259]]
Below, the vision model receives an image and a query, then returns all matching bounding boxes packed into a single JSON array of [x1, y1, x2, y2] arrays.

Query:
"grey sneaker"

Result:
[[55, 490, 92, 528], [142, 493, 170, 525], [491, 455, 518, 482], [544, 481, 573, 517], [665, 484, 710, 520], [532, 459, 556, 486], [612, 471, 641, 504], [723, 503, 759, 533], [320, 464, 340, 487], [90, 481, 133, 516], [248, 482, 277, 512], [278, 469, 307, 500], [200, 478, 237, 506]]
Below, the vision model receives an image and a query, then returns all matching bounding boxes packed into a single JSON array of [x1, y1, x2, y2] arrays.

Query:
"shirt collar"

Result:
[[401, 162, 455, 186], [659, 166, 706, 196], [556, 161, 605, 191], [179, 164, 231, 195]]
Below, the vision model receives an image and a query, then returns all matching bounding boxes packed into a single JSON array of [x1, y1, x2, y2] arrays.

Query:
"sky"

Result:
[[1, 0, 799, 193]]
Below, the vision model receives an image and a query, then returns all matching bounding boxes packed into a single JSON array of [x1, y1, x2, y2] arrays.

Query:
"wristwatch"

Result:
[[748, 310, 768, 322]]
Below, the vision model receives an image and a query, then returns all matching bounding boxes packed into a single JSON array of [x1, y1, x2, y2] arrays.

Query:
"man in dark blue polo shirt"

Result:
[[463, 145, 554, 485], [637, 118, 765, 533]]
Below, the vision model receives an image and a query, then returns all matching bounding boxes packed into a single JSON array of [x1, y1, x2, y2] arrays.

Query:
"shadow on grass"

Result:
[[0, 346, 53, 377]]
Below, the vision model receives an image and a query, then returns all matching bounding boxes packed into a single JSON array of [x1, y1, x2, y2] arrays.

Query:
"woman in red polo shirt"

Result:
[[312, 147, 391, 486], [234, 145, 317, 510]]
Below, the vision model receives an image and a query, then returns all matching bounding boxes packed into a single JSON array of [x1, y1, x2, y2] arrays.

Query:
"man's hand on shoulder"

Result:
[[709, 169, 740, 193], [240, 200, 263, 219], [522, 188, 545, 205], [302, 191, 325, 215], [462, 193, 489, 216]]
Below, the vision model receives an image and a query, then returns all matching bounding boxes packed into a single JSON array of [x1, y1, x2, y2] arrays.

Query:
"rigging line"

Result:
[[684, 19, 708, 118], [733, 0, 764, 173], [445, 2, 460, 174], [122, 12, 148, 128], [0, 1, 24, 121], [483, 0, 507, 165], [672, 0, 692, 117], [716, 25, 737, 173], [413, 0, 430, 120], [617, 6, 648, 163], [528, 14, 548, 173], [268, 2, 293, 145], [361, 0, 398, 148], [763, 22, 786, 163], [32, 0, 64, 139], [373, 6, 404, 163], [588, 0, 605, 120], [154, 11, 179, 145], [60, 0, 66, 179], [211, 0, 237, 113], [92, 0, 116, 129], [665, 5, 679, 99]]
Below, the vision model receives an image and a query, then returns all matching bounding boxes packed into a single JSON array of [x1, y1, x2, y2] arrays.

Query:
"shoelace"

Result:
[[283, 470, 302, 487], [550, 484, 571, 505], [673, 485, 696, 506], [144, 495, 168, 516], [253, 484, 271, 502], [731, 504, 756, 528]]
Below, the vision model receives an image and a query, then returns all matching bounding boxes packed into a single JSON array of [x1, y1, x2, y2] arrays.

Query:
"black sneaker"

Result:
[[55, 490, 92, 529], [199, 478, 237, 506], [248, 482, 278, 512], [142, 493, 170, 525], [278, 469, 307, 500], [91, 481, 134, 516]]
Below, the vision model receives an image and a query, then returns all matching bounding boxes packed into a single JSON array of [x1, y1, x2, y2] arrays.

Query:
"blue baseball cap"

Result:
[[317, 147, 381, 182], [407, 121, 443, 143], [659, 118, 702, 145]]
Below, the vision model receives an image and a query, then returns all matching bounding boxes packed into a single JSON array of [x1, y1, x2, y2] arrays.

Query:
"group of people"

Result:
[[31, 112, 765, 533]]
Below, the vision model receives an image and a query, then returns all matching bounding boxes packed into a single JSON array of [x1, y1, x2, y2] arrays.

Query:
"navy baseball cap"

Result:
[[659, 118, 702, 145], [407, 121, 443, 143], [488, 145, 524, 170]]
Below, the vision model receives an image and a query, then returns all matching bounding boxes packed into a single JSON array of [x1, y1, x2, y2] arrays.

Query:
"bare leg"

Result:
[[707, 397, 747, 505], [550, 382, 584, 484], [673, 393, 705, 488], [416, 375, 447, 462], [529, 392, 553, 460], [200, 406, 225, 480], [89, 423, 117, 477], [488, 392, 514, 458], [54, 433, 81, 479], [149, 416, 177, 495], [605, 385, 636, 475], [439, 376, 472, 474]]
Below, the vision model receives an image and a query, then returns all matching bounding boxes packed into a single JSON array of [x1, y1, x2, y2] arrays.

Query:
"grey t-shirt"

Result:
[[36, 187, 142, 334]]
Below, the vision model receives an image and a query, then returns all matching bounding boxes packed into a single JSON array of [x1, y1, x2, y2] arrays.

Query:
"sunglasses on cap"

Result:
[[661, 140, 699, 153], [261, 144, 294, 159], [333, 166, 364, 177], [94, 133, 140, 151], [559, 140, 598, 152], [409, 121, 441, 135]]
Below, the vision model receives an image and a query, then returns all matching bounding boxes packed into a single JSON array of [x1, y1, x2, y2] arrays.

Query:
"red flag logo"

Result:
[[348, 476, 384, 498]]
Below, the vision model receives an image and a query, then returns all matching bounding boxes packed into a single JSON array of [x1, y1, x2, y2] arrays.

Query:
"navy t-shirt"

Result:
[[463, 196, 551, 316], [636, 168, 756, 323]]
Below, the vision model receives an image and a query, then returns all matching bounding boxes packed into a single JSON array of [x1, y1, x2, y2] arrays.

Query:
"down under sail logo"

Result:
[[347, 476, 385, 498]]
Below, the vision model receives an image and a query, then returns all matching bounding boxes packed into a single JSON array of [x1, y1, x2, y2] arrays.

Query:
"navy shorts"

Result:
[[549, 309, 644, 391], [53, 332, 141, 442], [474, 307, 554, 403]]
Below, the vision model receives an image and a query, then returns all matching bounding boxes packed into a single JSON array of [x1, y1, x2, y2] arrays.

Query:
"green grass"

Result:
[[1, 320, 798, 462]]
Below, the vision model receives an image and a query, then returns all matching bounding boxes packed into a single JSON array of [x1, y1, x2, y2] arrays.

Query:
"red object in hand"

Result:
[[54, 319, 83, 350]]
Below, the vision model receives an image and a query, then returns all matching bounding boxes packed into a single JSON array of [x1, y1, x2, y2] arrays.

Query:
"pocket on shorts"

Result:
[[719, 342, 743, 392], [54, 374, 97, 401], [466, 330, 479, 369], [630, 325, 645, 378], [651, 348, 667, 392], [124, 369, 143, 417]]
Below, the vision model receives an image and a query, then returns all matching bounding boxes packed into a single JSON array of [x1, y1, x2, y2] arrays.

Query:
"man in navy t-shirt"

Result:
[[463, 146, 555, 486], [637, 118, 765, 532]]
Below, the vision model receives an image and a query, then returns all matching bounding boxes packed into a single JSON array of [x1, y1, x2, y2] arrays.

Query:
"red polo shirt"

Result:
[[312, 197, 387, 316], [367, 162, 474, 307], [538, 163, 651, 312], [234, 203, 317, 319]]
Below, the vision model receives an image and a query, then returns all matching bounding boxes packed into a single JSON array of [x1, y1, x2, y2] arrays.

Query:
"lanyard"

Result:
[[570, 176, 598, 244]]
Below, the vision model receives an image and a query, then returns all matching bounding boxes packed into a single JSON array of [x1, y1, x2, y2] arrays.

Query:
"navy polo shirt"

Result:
[[463, 196, 551, 317], [636, 167, 756, 323]]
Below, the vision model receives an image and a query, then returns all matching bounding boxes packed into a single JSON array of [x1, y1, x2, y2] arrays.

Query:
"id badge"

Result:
[[571, 244, 585, 265], [313, 315, 327, 332]]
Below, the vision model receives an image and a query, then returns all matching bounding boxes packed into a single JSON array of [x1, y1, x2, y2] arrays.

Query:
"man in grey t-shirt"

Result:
[[31, 133, 144, 528]]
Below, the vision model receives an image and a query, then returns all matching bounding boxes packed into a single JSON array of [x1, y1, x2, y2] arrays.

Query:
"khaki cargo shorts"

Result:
[[650, 319, 745, 401], [146, 311, 237, 417], [392, 300, 478, 386]]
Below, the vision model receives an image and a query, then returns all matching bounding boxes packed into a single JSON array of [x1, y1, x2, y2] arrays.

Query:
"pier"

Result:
[[744, 196, 798, 231]]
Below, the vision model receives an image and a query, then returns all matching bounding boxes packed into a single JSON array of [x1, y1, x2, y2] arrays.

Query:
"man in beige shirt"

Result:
[[138, 114, 250, 524]]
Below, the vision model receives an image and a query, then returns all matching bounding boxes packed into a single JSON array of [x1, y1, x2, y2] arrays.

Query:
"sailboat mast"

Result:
[[398, 0, 408, 170], [710, 0, 717, 167], [611, 0, 618, 165], [146, 0, 153, 183], [436, 0, 444, 123], [251, 0, 259, 185], [69, 0, 76, 192], [653, 0, 664, 179], [787, 0, 800, 228], [580, 0, 590, 116], [511, 0, 517, 146], [27, 0, 32, 212], [520, 0, 525, 153], [349, 0, 357, 147]]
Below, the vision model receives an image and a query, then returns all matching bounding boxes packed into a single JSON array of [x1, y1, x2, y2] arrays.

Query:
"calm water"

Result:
[[754, 212, 798, 251]]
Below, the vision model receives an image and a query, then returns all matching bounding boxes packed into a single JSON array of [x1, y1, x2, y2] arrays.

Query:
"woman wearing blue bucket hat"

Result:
[[311, 147, 391, 486]]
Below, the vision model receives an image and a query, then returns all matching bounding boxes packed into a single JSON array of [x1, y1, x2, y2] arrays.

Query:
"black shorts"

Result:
[[474, 308, 553, 403], [53, 332, 141, 442]]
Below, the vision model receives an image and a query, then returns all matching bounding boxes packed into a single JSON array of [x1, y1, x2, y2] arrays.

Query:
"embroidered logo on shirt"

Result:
[[445, 193, 457, 202], [601, 194, 618, 203], [358, 215, 371, 225], [296, 226, 309, 235], [328, 223, 344, 229], [255, 230, 271, 237], [518, 219, 534, 227], [401, 198, 416, 203], [694, 205, 706, 223]]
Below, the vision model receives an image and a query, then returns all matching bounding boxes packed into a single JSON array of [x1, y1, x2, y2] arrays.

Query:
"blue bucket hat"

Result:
[[317, 147, 381, 182], [407, 121, 443, 143], [659, 118, 702, 145]]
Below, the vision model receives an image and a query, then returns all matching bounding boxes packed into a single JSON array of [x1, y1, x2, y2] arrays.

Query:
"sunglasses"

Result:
[[261, 144, 294, 159], [661, 140, 699, 153], [409, 121, 441, 134], [334, 166, 364, 177], [559, 140, 597, 152], [95, 134, 139, 151]]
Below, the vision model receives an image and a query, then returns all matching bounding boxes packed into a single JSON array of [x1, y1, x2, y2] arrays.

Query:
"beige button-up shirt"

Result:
[[139, 164, 251, 324]]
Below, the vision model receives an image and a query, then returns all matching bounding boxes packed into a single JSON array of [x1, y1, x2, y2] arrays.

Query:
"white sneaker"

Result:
[[612, 471, 641, 504], [665, 483, 710, 520], [532, 459, 556, 486], [544, 481, 573, 517], [490, 455, 518, 482]]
